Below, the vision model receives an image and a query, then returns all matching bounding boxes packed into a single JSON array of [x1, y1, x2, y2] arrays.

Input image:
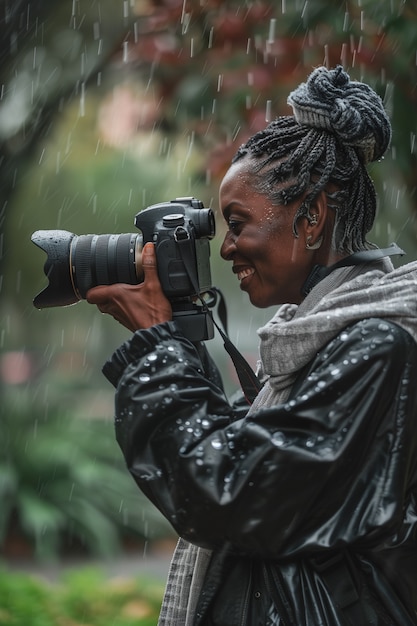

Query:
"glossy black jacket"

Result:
[[103, 317, 417, 625]]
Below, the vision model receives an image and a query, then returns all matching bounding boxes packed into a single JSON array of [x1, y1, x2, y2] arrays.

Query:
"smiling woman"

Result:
[[219, 158, 328, 307], [86, 66, 417, 626]]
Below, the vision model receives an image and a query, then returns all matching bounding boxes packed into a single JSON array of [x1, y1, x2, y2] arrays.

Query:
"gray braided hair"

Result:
[[233, 66, 392, 254]]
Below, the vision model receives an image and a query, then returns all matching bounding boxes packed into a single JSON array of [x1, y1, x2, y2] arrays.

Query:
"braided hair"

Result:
[[233, 66, 392, 254]]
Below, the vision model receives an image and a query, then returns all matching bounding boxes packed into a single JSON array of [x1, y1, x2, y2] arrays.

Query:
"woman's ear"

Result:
[[299, 191, 328, 250]]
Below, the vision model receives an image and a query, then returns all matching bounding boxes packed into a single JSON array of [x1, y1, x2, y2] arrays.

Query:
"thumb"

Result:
[[141, 242, 163, 287], [142, 241, 158, 271]]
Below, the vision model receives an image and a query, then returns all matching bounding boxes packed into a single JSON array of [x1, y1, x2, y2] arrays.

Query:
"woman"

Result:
[[87, 66, 417, 625]]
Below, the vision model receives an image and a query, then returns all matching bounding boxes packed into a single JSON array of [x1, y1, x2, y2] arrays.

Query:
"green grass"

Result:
[[0, 567, 164, 626]]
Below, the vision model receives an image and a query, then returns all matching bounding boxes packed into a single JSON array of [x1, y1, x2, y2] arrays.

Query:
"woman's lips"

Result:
[[233, 266, 255, 282]]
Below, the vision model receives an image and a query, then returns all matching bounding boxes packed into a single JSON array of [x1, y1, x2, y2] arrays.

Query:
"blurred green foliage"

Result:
[[0, 567, 164, 626], [1, 384, 174, 560]]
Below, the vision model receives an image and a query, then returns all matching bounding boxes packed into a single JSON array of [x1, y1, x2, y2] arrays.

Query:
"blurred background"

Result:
[[1, 0, 417, 622]]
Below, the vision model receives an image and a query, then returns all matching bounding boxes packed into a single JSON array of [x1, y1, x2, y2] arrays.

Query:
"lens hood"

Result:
[[31, 230, 80, 308]]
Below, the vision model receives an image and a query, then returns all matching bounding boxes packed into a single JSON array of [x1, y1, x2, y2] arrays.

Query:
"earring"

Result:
[[308, 214, 318, 225], [306, 234, 323, 250]]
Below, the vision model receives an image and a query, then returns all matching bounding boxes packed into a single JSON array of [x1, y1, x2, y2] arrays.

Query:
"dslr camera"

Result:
[[31, 197, 216, 341]]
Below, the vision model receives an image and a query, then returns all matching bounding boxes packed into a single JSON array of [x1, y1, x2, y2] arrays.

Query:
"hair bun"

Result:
[[287, 65, 391, 163]]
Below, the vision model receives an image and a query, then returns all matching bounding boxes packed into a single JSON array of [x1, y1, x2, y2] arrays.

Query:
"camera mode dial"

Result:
[[162, 214, 185, 227]]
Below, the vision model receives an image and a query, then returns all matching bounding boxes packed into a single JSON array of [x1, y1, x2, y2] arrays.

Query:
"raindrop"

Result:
[[265, 100, 272, 122], [271, 431, 287, 447], [79, 82, 86, 117], [139, 373, 150, 383], [211, 438, 223, 450], [378, 322, 390, 332], [122, 41, 129, 63], [267, 18, 276, 44]]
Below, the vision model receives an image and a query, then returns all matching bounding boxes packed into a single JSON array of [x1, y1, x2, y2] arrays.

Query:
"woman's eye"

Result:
[[228, 220, 242, 232]]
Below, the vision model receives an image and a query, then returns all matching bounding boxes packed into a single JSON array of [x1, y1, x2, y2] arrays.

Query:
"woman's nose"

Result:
[[220, 231, 236, 260]]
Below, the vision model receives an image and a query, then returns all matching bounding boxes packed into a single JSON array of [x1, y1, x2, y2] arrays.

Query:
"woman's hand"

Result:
[[86, 242, 172, 332]]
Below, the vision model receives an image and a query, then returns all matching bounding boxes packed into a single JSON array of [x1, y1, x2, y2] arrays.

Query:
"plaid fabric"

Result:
[[158, 538, 212, 626]]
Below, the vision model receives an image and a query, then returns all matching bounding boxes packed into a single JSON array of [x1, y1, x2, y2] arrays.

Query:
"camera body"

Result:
[[31, 197, 216, 341], [135, 197, 213, 299]]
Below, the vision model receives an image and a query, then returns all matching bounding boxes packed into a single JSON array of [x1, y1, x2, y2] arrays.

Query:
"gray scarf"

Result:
[[158, 258, 417, 625]]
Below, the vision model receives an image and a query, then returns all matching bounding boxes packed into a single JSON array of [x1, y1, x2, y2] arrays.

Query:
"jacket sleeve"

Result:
[[103, 318, 417, 559]]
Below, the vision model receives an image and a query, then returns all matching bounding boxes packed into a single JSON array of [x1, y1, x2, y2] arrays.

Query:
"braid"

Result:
[[233, 66, 391, 254]]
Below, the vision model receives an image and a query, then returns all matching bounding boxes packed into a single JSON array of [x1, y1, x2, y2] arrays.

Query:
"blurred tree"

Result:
[[2, 0, 417, 276]]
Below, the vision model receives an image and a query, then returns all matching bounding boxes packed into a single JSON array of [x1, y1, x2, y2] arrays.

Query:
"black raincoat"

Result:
[[103, 316, 417, 625]]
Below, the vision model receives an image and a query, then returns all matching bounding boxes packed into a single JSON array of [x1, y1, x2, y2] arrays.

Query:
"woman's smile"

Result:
[[233, 265, 255, 285]]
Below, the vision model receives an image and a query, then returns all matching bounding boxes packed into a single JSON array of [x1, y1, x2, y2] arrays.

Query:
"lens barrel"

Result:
[[31, 230, 142, 308], [72, 233, 140, 298]]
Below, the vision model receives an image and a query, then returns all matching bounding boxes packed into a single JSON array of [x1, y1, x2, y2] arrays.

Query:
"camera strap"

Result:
[[302, 243, 405, 295], [175, 233, 262, 405], [209, 288, 263, 404]]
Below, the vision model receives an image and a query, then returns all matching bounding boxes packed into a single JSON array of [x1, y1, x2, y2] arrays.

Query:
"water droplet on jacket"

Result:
[[340, 332, 349, 341], [211, 438, 223, 450], [139, 373, 150, 382], [271, 431, 286, 447], [148, 353, 158, 362], [201, 418, 211, 429], [305, 438, 315, 448]]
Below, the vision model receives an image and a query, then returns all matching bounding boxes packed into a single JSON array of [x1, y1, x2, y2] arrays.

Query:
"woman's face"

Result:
[[219, 157, 312, 307]]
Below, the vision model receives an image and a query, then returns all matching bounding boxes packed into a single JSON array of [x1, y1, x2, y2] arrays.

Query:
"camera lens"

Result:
[[72, 233, 141, 298], [31, 230, 143, 308]]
